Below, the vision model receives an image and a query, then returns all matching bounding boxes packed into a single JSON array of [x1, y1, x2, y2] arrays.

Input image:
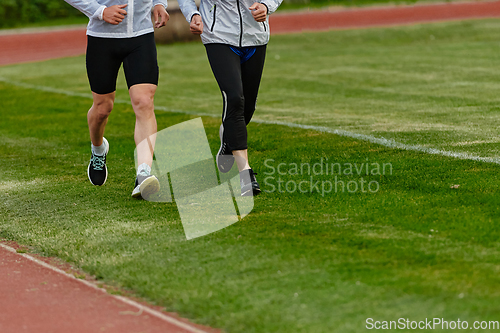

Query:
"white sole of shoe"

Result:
[[131, 176, 160, 200]]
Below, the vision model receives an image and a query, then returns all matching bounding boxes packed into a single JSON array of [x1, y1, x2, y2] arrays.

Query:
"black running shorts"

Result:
[[86, 33, 159, 95]]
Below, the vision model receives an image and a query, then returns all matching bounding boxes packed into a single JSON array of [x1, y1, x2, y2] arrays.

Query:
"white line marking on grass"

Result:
[[2, 78, 500, 165], [252, 119, 500, 165], [0, 242, 209, 333]]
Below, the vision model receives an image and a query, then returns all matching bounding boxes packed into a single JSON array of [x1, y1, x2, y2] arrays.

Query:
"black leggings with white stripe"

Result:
[[205, 43, 267, 152]]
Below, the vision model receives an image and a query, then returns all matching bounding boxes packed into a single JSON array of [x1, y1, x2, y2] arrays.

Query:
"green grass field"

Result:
[[2, 19, 500, 332]]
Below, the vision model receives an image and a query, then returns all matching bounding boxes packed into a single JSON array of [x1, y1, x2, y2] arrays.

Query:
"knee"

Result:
[[132, 95, 154, 112], [132, 95, 155, 119], [225, 93, 245, 113], [91, 99, 114, 121]]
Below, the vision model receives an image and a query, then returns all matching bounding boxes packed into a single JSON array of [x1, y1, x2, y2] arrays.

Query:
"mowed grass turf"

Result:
[[1, 20, 500, 332], [2, 83, 500, 332]]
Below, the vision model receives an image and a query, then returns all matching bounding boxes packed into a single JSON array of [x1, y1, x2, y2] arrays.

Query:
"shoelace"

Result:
[[91, 154, 106, 171]]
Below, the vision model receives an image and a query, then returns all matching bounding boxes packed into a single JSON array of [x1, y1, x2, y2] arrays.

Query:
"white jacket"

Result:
[[65, 0, 168, 38], [178, 0, 282, 47]]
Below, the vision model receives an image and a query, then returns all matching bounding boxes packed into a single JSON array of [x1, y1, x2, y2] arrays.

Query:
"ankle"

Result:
[[137, 163, 151, 176]]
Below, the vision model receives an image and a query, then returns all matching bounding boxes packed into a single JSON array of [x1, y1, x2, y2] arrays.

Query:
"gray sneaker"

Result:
[[131, 174, 160, 200], [240, 169, 261, 197]]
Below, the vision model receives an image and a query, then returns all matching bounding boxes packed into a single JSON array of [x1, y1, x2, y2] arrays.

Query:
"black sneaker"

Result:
[[131, 174, 160, 200], [87, 137, 109, 186], [216, 124, 235, 173], [240, 169, 261, 197]]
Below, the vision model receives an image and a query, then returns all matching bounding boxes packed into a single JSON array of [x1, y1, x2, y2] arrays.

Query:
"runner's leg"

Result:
[[128, 84, 160, 199], [123, 33, 159, 171], [241, 45, 267, 125], [122, 33, 160, 198], [86, 35, 122, 147], [85, 36, 122, 185], [205, 44, 247, 153], [128, 84, 157, 168], [232, 45, 267, 171]]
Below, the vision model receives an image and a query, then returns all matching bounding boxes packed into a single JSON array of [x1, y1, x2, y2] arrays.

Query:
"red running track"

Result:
[[0, 243, 214, 333], [269, 0, 500, 33], [0, 27, 87, 66], [2, 1, 500, 66]]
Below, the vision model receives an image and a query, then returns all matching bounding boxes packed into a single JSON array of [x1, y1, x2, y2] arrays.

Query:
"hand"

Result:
[[249, 3, 267, 22], [103, 4, 127, 25], [153, 4, 169, 28], [190, 14, 203, 35]]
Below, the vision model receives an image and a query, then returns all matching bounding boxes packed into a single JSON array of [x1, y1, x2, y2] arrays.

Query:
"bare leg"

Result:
[[88, 92, 115, 146], [233, 149, 250, 172], [129, 84, 157, 168]]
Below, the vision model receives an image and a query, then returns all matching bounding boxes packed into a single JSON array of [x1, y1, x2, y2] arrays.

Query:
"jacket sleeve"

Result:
[[64, 0, 105, 19], [153, 0, 168, 9], [178, 0, 201, 23], [260, 0, 282, 15]]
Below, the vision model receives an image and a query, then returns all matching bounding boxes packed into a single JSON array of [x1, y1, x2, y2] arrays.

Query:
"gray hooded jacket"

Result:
[[178, 0, 282, 47], [65, 0, 168, 38]]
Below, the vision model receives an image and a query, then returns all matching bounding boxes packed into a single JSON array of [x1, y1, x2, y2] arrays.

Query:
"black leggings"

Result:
[[205, 43, 267, 152]]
